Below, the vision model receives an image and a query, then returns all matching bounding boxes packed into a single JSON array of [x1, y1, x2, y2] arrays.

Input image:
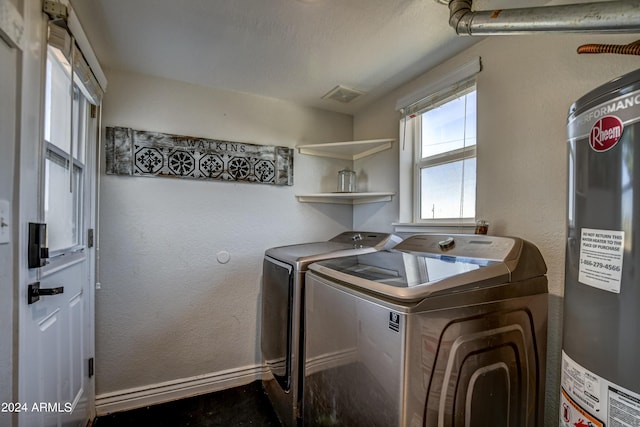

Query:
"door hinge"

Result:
[[88, 357, 94, 378], [43, 0, 68, 20], [87, 228, 94, 248], [90, 104, 98, 118]]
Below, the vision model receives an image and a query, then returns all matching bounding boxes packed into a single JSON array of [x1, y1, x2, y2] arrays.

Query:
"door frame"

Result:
[[0, 0, 23, 425]]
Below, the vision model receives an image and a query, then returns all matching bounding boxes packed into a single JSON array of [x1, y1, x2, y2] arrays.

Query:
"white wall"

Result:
[[353, 33, 640, 426], [96, 70, 354, 397]]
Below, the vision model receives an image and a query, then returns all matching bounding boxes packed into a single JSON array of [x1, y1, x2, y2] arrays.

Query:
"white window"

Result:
[[43, 17, 105, 258], [397, 58, 480, 226], [44, 46, 89, 254], [415, 83, 476, 221]]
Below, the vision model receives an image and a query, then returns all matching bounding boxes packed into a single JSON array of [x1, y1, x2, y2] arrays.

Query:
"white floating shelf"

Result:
[[295, 192, 395, 205], [296, 139, 394, 161]]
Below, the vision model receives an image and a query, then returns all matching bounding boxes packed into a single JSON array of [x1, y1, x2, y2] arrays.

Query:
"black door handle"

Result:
[[28, 282, 64, 305]]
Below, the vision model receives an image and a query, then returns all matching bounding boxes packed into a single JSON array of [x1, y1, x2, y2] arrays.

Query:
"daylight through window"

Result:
[[399, 78, 477, 223], [417, 84, 476, 220]]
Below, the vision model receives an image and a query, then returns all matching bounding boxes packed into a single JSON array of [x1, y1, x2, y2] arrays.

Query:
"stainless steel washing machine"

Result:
[[261, 231, 402, 427], [303, 234, 548, 427]]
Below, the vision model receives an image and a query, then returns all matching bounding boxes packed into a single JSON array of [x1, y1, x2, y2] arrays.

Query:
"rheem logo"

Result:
[[590, 116, 623, 152]]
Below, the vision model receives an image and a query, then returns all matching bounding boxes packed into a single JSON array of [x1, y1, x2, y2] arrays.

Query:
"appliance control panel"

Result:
[[396, 234, 518, 262], [329, 232, 394, 248]]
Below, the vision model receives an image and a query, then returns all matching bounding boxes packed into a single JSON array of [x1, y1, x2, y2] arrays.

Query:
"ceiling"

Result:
[[67, 0, 589, 115]]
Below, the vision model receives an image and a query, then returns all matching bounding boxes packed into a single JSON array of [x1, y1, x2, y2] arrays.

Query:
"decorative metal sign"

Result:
[[105, 126, 293, 186]]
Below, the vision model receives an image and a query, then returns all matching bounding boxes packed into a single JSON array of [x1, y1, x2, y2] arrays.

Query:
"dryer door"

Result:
[[261, 257, 294, 390]]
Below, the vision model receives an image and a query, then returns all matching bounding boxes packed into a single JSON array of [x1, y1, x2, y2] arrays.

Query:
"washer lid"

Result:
[[308, 234, 546, 302], [264, 231, 401, 268]]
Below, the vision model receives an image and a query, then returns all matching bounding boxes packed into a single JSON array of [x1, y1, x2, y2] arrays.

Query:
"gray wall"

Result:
[[96, 69, 355, 396], [352, 33, 640, 426]]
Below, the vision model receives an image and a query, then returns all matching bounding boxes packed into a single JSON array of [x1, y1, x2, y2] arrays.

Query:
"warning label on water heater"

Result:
[[561, 351, 640, 427], [578, 228, 624, 293]]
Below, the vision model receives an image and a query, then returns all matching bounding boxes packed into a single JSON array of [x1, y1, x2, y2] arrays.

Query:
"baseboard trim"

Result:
[[95, 364, 269, 416]]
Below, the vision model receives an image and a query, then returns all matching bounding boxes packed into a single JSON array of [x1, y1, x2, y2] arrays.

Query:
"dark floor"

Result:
[[93, 381, 282, 427]]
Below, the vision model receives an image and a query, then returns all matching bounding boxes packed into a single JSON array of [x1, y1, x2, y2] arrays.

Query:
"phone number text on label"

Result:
[[580, 259, 622, 271]]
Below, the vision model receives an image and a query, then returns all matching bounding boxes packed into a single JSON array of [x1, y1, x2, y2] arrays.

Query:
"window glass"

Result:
[[420, 158, 476, 220], [44, 150, 83, 251], [43, 46, 87, 254], [415, 86, 477, 222], [44, 47, 72, 153], [421, 90, 476, 158]]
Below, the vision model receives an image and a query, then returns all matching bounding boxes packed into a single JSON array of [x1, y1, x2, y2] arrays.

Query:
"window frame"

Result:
[[42, 43, 92, 261], [413, 147, 477, 224], [44, 141, 86, 257], [395, 58, 481, 231], [398, 80, 478, 227], [401, 81, 478, 226]]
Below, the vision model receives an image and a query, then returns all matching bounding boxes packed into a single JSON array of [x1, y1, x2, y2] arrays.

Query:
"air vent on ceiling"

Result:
[[322, 85, 365, 103]]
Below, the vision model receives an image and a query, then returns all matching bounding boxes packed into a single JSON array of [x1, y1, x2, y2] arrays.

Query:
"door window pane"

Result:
[[44, 150, 83, 251], [44, 47, 72, 153], [43, 46, 87, 254]]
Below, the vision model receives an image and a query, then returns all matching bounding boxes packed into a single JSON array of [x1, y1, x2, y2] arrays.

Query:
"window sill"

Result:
[[393, 222, 476, 234]]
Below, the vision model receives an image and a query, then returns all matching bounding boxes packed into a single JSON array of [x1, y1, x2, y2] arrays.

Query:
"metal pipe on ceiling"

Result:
[[444, 0, 640, 35]]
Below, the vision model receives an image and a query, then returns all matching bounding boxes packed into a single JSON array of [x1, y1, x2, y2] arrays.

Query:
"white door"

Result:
[[18, 38, 97, 427]]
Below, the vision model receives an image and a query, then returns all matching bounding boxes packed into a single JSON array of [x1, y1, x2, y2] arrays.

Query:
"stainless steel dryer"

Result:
[[261, 231, 401, 427], [303, 234, 548, 427]]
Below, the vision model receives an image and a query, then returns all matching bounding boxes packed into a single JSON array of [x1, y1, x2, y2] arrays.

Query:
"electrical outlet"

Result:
[[0, 199, 10, 244]]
